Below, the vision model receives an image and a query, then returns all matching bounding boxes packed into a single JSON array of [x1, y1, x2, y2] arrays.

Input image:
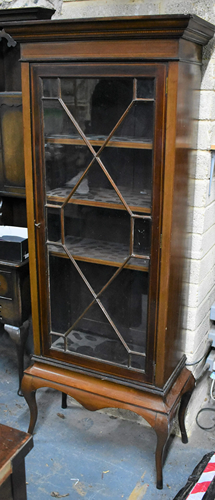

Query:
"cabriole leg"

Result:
[[178, 390, 193, 444], [154, 414, 169, 489], [178, 373, 195, 444], [21, 375, 38, 434]]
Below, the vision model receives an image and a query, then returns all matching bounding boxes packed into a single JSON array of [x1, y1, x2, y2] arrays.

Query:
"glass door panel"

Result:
[[47, 203, 150, 271], [43, 73, 154, 373], [49, 257, 147, 372], [34, 63, 166, 381], [45, 143, 93, 195], [110, 101, 154, 143], [46, 148, 152, 211], [44, 77, 154, 209]]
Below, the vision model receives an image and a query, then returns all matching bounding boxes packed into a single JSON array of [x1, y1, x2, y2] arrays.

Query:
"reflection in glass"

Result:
[[100, 267, 148, 353], [90, 78, 133, 136], [63, 204, 130, 264], [49, 257, 148, 368], [61, 78, 98, 134], [71, 302, 128, 366], [111, 101, 154, 142], [45, 143, 93, 194], [49, 255, 93, 334], [136, 78, 154, 99], [43, 77, 143, 139], [43, 77, 154, 142], [47, 205, 150, 271], [130, 353, 145, 371], [43, 77, 154, 206], [43, 78, 59, 98], [43, 99, 79, 138], [133, 217, 151, 256], [99, 148, 152, 206], [46, 144, 152, 209], [43, 74, 155, 373], [45, 143, 66, 191], [52, 328, 128, 366], [47, 208, 61, 242]]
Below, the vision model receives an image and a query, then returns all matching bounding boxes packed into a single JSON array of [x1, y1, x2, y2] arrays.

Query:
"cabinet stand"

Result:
[[22, 362, 195, 489]]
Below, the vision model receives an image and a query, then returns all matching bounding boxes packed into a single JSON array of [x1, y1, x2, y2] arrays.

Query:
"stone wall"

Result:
[[0, 0, 61, 16]]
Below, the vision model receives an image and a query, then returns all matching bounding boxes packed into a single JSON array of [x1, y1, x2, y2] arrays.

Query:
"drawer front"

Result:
[[0, 298, 21, 326], [0, 270, 13, 299]]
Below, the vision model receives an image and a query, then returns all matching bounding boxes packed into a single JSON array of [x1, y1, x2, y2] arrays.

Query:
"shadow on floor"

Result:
[[0, 330, 215, 500]]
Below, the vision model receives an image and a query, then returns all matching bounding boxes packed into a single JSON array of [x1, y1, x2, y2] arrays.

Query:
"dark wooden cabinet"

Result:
[[0, 92, 25, 197], [0, 18, 26, 226], [11, 14, 214, 488], [32, 61, 166, 386], [0, 8, 54, 395], [0, 7, 54, 221], [0, 259, 30, 327]]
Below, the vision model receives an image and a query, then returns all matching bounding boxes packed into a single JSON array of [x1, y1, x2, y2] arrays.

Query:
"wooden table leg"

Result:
[[0, 424, 33, 500], [11, 459, 27, 500]]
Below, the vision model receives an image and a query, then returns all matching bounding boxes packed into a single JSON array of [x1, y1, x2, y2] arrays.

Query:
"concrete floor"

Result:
[[1, 329, 215, 500]]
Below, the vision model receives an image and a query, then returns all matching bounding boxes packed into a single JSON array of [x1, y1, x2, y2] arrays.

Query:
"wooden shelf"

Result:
[[45, 135, 153, 150], [51, 330, 146, 370], [46, 186, 152, 213], [48, 237, 150, 272]]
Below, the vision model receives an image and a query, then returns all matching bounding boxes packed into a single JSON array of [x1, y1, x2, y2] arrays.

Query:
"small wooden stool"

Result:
[[0, 424, 33, 500]]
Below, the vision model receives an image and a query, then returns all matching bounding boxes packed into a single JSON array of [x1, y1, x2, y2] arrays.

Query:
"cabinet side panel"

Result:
[[21, 62, 41, 355], [156, 60, 201, 387], [164, 61, 201, 383], [155, 61, 178, 386]]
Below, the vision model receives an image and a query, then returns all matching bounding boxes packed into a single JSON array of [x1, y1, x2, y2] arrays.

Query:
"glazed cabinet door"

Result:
[[30, 63, 166, 386]]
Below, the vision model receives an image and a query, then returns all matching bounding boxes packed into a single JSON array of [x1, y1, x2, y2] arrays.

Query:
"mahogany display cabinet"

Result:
[[0, 7, 54, 225], [8, 14, 213, 488]]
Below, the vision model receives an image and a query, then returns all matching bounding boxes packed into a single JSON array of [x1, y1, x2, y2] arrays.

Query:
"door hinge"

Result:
[[166, 77, 168, 94], [160, 233, 162, 249]]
